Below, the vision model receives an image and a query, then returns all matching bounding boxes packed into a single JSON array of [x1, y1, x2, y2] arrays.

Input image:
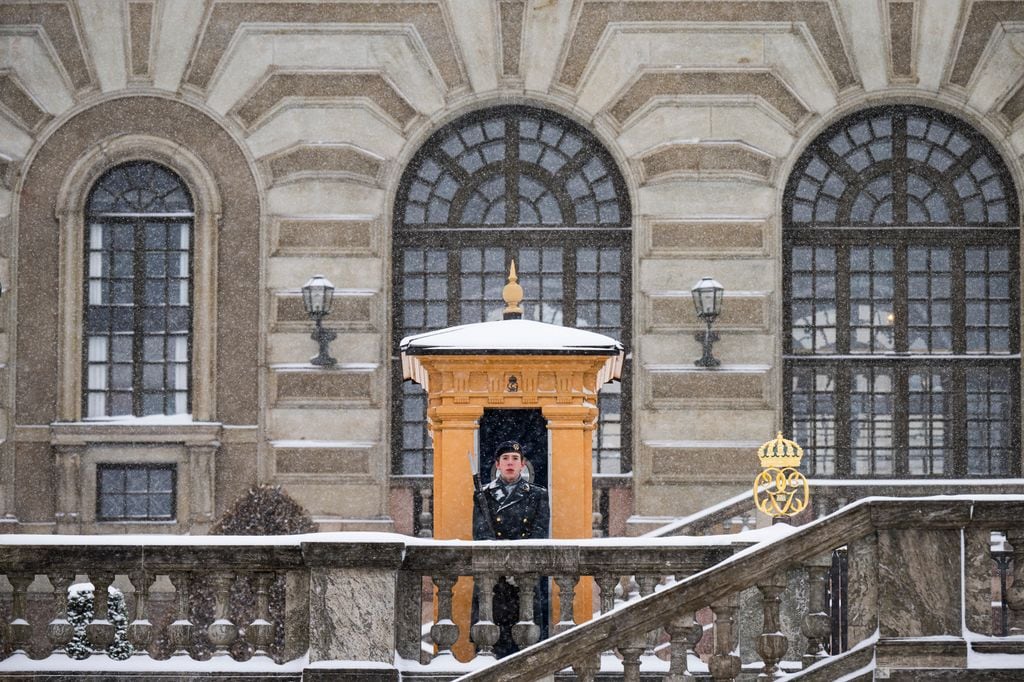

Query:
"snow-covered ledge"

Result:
[[49, 418, 222, 534], [1, 499, 1023, 680]]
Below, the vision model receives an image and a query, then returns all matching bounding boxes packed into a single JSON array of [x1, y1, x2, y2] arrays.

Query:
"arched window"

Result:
[[83, 161, 194, 417], [393, 106, 632, 475], [784, 105, 1020, 477]]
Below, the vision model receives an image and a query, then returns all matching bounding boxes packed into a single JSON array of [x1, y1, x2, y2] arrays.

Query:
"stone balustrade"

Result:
[[456, 496, 1024, 682], [0, 495, 1021, 681]]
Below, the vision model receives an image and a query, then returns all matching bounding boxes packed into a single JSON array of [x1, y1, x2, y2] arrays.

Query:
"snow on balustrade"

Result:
[[0, 496, 1022, 679]]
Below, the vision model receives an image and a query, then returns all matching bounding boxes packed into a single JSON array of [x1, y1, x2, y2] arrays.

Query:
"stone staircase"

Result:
[[1, 495, 1022, 680]]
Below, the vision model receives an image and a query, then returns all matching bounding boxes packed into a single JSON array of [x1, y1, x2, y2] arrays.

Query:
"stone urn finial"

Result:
[[502, 260, 524, 320]]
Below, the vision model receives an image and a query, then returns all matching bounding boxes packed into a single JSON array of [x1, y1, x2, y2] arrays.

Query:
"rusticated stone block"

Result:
[[274, 445, 371, 476], [648, 294, 768, 332], [875, 637, 967, 669], [964, 526, 994, 635], [272, 368, 377, 407], [273, 294, 373, 332], [877, 528, 961, 637], [648, 443, 759, 481], [646, 367, 770, 409], [846, 533, 878, 648], [273, 218, 375, 256], [648, 220, 766, 255], [308, 568, 397, 664]]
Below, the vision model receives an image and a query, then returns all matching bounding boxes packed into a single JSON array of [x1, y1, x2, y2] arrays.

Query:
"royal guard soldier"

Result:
[[471, 440, 550, 657]]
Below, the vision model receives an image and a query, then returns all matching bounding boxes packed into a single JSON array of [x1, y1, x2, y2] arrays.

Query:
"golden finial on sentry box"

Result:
[[502, 260, 524, 320]]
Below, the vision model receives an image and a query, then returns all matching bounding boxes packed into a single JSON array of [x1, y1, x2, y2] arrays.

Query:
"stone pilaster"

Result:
[[302, 541, 403, 680], [187, 442, 218, 532], [846, 532, 878, 647], [53, 444, 83, 533]]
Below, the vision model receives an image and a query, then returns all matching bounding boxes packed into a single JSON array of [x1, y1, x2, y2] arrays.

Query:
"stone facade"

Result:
[[0, 0, 1021, 534]]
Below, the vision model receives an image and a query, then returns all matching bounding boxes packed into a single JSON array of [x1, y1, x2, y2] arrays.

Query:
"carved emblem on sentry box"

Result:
[[506, 375, 519, 392], [753, 432, 810, 519]]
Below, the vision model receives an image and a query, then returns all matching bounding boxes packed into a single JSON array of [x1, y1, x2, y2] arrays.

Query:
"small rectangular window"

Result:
[[96, 464, 176, 521]]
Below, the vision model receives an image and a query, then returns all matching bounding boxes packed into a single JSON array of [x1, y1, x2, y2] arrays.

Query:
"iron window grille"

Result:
[[96, 463, 176, 521], [392, 106, 633, 475], [83, 161, 194, 418], [783, 105, 1020, 477]]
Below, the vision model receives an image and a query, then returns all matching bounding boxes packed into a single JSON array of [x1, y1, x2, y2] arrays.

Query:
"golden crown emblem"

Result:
[[757, 432, 804, 469]]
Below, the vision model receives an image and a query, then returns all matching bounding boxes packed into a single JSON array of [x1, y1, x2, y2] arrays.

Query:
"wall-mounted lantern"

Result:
[[301, 274, 337, 367], [691, 276, 724, 367]]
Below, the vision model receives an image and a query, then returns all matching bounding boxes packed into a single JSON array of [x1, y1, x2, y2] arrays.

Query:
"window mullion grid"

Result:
[[186, 221, 195, 415], [1010, 240, 1021, 354], [132, 220, 145, 417], [893, 241, 908, 353], [506, 114, 519, 225], [564, 246, 577, 331], [950, 362, 968, 478], [893, 363, 909, 476], [951, 244, 967, 354], [835, 364, 852, 477], [782, 244, 793, 354], [1011, 363, 1022, 476], [892, 109, 908, 225], [447, 248, 459, 327], [836, 244, 851, 354]]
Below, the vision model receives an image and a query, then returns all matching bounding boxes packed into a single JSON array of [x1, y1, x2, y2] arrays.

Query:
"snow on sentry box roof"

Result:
[[400, 318, 624, 388]]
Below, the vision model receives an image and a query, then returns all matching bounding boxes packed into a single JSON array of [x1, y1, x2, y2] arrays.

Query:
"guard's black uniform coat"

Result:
[[472, 477, 550, 540], [471, 476, 550, 658]]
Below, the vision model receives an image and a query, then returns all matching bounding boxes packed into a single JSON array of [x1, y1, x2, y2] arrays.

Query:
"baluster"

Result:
[[207, 571, 238, 657], [167, 572, 193, 657], [1006, 531, 1024, 634], [686, 617, 704, 671], [417, 487, 434, 539], [664, 610, 695, 681], [572, 651, 601, 681], [247, 572, 275, 658], [127, 570, 154, 657], [596, 573, 618, 614], [8, 573, 33, 655], [430, 575, 459, 657], [592, 489, 604, 538], [86, 572, 115, 653], [637, 574, 660, 656], [46, 572, 75, 655], [801, 556, 832, 667], [471, 573, 500, 658], [708, 597, 741, 682], [511, 574, 540, 650], [756, 572, 789, 678], [595, 572, 619, 659], [625, 575, 640, 602], [618, 632, 646, 682], [554, 574, 578, 635]]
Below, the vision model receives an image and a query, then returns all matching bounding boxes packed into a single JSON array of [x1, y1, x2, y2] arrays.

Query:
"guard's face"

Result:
[[497, 452, 525, 482]]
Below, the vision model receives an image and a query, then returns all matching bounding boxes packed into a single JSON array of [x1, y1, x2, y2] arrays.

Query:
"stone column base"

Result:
[[875, 637, 967, 669], [302, 666, 398, 682]]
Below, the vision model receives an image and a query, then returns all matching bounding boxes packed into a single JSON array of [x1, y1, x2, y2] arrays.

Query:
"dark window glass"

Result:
[[393, 106, 632, 475], [96, 464, 176, 521], [784, 106, 1019, 477], [84, 162, 193, 417]]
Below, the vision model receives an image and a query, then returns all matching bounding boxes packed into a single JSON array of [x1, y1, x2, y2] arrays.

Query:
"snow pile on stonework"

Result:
[[400, 318, 623, 353]]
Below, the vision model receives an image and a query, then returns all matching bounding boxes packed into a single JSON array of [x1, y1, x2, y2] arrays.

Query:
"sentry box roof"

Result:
[[400, 319, 624, 387]]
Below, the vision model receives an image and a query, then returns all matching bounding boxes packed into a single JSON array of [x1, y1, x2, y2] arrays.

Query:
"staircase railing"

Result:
[[454, 495, 1024, 681]]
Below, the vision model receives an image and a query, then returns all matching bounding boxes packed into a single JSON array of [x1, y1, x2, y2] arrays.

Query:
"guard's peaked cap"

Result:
[[494, 440, 525, 458]]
